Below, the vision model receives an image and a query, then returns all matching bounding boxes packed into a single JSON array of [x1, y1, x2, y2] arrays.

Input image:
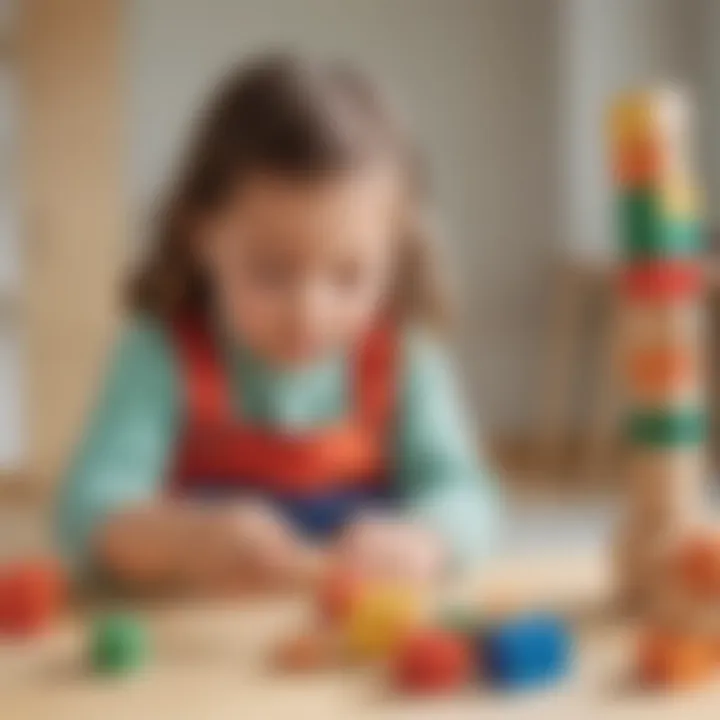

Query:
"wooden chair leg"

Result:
[[534, 264, 587, 476], [582, 286, 622, 481]]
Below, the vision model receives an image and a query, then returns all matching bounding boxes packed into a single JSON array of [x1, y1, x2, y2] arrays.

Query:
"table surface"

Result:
[[2, 551, 720, 720]]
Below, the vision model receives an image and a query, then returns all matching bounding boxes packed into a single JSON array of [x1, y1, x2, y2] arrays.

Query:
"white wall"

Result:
[[559, 0, 702, 262], [127, 0, 560, 432], [0, 0, 25, 471]]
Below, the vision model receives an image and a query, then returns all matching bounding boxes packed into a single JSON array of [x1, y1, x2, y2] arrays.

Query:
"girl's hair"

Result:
[[129, 55, 450, 329]]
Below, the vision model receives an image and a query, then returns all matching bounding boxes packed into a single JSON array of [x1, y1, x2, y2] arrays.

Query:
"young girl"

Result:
[[56, 56, 500, 592]]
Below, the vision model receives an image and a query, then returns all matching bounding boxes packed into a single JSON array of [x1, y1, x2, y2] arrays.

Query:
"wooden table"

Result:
[[2, 551, 720, 719]]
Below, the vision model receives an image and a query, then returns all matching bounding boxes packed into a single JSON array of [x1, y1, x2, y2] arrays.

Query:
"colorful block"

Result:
[[638, 628, 716, 687], [479, 614, 572, 690], [675, 534, 720, 599], [621, 261, 702, 301], [625, 346, 699, 404], [617, 190, 702, 259], [626, 408, 707, 447], [346, 585, 420, 660], [393, 629, 472, 694], [611, 139, 666, 187], [0, 559, 65, 637], [90, 614, 148, 675], [608, 88, 689, 147]]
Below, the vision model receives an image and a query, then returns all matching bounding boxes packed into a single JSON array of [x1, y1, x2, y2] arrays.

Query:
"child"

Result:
[[56, 56, 499, 592]]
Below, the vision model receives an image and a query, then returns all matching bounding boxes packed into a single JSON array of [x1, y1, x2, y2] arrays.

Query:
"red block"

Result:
[[0, 559, 65, 636], [621, 261, 703, 301], [393, 629, 472, 694]]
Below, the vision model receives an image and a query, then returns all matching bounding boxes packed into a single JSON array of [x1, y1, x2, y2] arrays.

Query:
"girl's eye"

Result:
[[246, 254, 294, 288], [333, 260, 364, 292]]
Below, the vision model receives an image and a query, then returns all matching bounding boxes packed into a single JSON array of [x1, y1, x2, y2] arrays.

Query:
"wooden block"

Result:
[[624, 344, 702, 407], [621, 301, 703, 352], [625, 448, 703, 524], [638, 628, 716, 688], [393, 629, 472, 694], [617, 190, 702, 259], [674, 533, 720, 600], [346, 585, 421, 660], [620, 260, 703, 302], [626, 408, 707, 448], [609, 88, 691, 150]]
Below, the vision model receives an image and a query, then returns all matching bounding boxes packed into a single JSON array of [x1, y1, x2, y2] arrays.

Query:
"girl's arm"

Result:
[[394, 330, 503, 568], [55, 317, 183, 581], [56, 317, 315, 591]]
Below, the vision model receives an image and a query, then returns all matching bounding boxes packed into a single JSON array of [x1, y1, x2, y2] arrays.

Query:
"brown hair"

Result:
[[129, 55, 449, 329]]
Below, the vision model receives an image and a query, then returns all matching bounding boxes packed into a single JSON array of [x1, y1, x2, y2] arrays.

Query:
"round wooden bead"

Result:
[[90, 614, 148, 675], [346, 585, 420, 660], [0, 559, 65, 636], [393, 629, 472, 694], [674, 533, 720, 600], [638, 628, 715, 687]]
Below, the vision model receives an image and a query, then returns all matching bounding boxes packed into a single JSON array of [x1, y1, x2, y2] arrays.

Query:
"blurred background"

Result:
[[1, 0, 719, 538]]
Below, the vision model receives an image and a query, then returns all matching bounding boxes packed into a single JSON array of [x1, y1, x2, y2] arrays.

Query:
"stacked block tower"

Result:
[[609, 89, 705, 610]]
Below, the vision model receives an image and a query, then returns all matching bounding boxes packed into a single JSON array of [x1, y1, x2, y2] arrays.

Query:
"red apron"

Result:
[[170, 316, 397, 501]]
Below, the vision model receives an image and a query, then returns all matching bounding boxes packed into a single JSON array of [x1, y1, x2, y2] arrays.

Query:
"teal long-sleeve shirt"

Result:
[[56, 316, 500, 570]]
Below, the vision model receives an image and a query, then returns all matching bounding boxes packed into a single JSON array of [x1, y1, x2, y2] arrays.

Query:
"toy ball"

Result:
[[0, 559, 65, 636], [346, 584, 420, 660], [317, 570, 364, 625], [90, 613, 148, 675], [393, 629, 472, 694], [638, 628, 716, 688], [480, 613, 573, 690]]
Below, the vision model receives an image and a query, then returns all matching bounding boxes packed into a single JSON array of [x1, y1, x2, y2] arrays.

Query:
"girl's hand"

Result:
[[210, 501, 322, 592], [335, 514, 446, 586]]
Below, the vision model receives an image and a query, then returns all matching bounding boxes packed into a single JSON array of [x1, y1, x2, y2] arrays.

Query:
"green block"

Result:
[[90, 613, 148, 675], [618, 190, 703, 258], [627, 408, 707, 447]]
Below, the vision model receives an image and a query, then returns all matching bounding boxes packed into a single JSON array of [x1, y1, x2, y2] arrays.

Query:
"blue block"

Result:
[[479, 613, 572, 690]]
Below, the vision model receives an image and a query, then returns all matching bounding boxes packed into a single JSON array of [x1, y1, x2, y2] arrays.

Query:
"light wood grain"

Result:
[[18, 0, 125, 488], [2, 550, 720, 719]]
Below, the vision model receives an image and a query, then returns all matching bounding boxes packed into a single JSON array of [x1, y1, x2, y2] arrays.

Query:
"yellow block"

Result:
[[608, 87, 689, 147], [345, 584, 421, 660], [661, 177, 702, 219]]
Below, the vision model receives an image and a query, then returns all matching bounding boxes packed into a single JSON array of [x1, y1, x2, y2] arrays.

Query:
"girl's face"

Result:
[[199, 168, 399, 365]]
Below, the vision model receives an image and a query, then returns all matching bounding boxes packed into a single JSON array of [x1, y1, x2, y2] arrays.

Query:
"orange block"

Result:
[[675, 535, 720, 599], [612, 141, 666, 186], [625, 346, 697, 400], [638, 628, 716, 687]]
